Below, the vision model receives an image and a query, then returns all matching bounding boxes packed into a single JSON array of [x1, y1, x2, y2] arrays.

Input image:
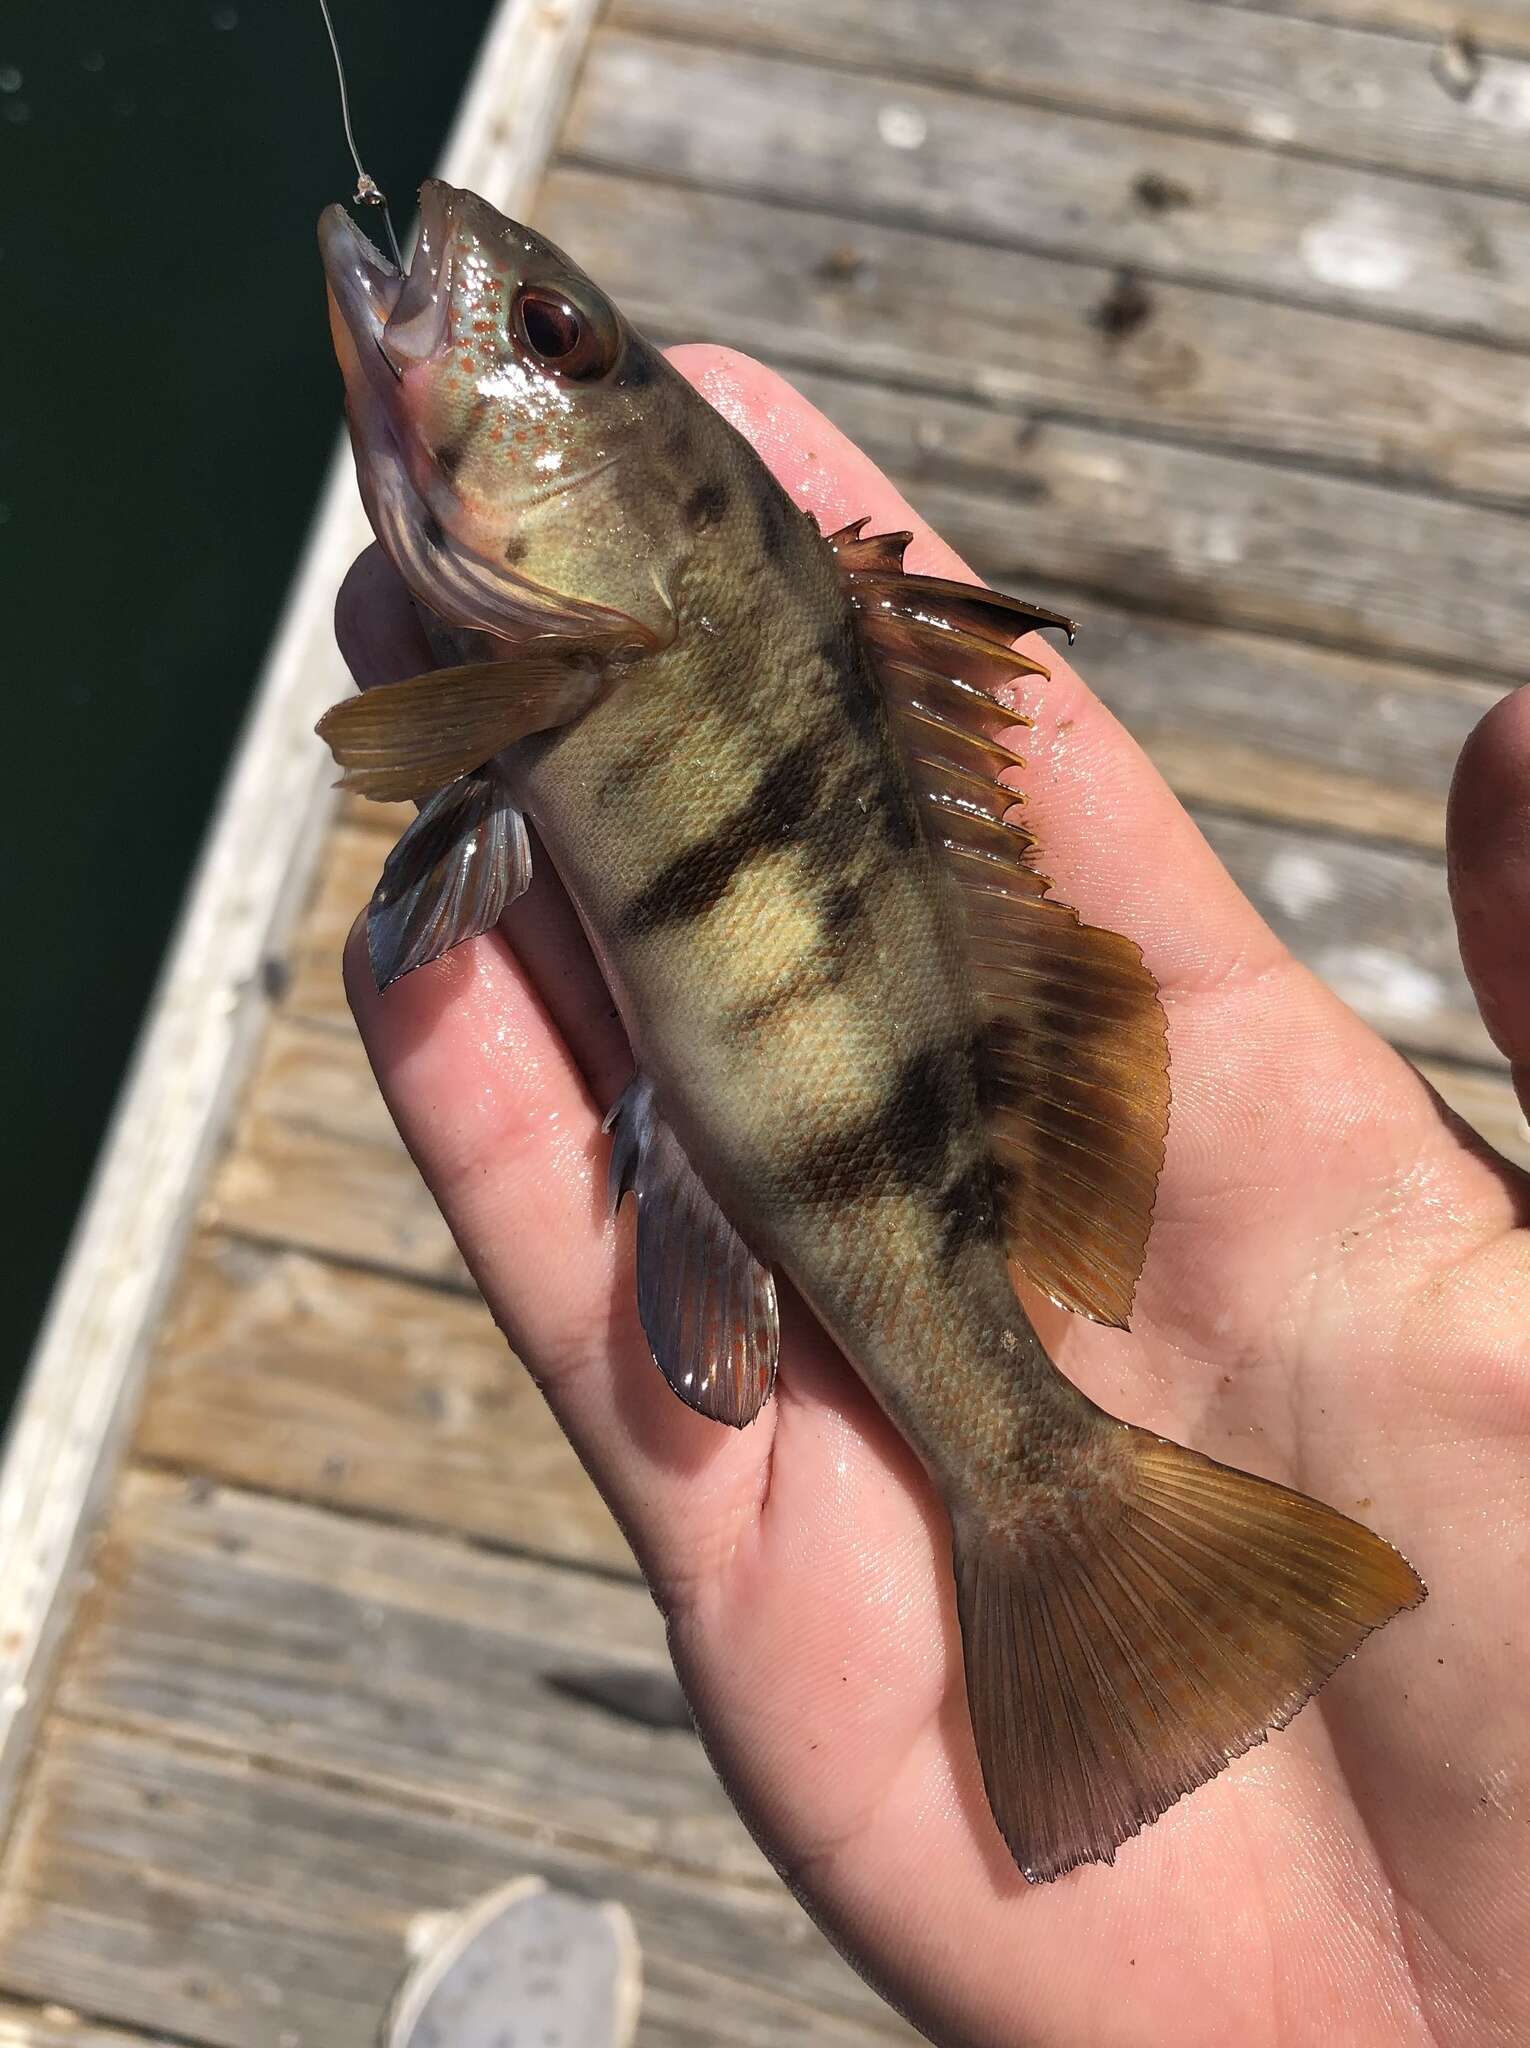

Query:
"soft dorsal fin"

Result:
[[832, 522, 1168, 1329]]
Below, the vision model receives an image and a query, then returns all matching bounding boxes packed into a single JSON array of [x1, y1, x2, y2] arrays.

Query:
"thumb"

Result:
[[1448, 685, 1530, 1093]]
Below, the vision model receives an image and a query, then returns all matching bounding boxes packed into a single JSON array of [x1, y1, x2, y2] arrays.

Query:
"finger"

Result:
[[333, 544, 628, 1104], [1448, 685, 1530, 1084], [344, 916, 773, 1598], [334, 543, 433, 686]]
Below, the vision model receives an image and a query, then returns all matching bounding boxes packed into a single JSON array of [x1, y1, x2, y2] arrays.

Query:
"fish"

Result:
[[316, 180, 1426, 1884]]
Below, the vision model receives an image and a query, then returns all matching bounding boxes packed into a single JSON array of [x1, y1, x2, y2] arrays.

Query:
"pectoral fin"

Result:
[[316, 657, 598, 802], [606, 1075, 778, 1428], [367, 769, 532, 991]]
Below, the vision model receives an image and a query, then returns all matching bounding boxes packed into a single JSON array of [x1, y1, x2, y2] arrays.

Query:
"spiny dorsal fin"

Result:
[[837, 526, 1167, 1328]]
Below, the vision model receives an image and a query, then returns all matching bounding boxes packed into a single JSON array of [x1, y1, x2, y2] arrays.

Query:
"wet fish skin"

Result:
[[318, 182, 1426, 1884]]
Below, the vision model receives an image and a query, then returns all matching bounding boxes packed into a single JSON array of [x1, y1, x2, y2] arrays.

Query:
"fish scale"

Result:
[[317, 178, 1426, 1886]]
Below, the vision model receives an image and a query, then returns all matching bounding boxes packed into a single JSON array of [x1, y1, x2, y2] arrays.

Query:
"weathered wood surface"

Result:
[[136, 1234, 629, 1571], [0, 1726, 918, 2048], [58, 1472, 747, 1876], [613, 0, 1530, 195], [0, 2005, 178, 2048], [207, 1013, 469, 1289], [1209, 0, 1530, 63], [542, 165, 1530, 503], [770, 362, 1530, 678], [566, 30, 1530, 344]]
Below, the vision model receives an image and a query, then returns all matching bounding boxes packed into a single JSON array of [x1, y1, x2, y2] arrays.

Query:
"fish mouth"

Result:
[[318, 180, 459, 387]]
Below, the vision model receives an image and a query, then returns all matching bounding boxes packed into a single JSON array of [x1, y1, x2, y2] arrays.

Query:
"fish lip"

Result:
[[318, 202, 404, 353], [380, 178, 456, 371]]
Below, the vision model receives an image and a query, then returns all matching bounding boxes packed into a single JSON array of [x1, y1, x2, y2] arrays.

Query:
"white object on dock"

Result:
[[381, 1878, 641, 2048]]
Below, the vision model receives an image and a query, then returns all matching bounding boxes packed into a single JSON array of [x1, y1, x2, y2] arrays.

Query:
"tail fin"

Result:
[[953, 1427, 1425, 1884]]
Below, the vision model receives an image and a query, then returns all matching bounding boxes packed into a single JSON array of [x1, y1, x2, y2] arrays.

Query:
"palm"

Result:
[[337, 351, 1528, 2048]]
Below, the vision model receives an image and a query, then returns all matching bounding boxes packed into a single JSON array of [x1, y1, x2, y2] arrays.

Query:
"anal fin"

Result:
[[368, 769, 532, 991], [606, 1076, 778, 1428]]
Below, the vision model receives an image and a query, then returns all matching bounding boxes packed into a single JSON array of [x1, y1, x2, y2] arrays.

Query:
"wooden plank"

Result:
[[0, 2004, 178, 2048], [1416, 1057, 1530, 1167], [59, 1472, 748, 1876], [543, 162, 1530, 504], [283, 816, 396, 1033], [0, 0, 607, 1854], [136, 1234, 628, 1572], [1198, 812, 1495, 1062], [1207, 0, 1530, 62], [206, 1015, 469, 1289], [0, 1726, 917, 2048], [1040, 596, 1495, 852], [565, 30, 1530, 346], [612, 0, 1530, 197], [778, 362, 1530, 678]]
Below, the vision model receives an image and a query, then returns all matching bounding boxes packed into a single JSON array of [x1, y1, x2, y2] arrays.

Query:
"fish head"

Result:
[[319, 180, 681, 652]]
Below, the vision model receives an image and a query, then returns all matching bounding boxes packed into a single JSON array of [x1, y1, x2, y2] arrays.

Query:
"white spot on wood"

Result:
[[1265, 848, 1338, 919], [878, 103, 928, 150], [1316, 945, 1444, 1023], [1249, 107, 1295, 142], [1170, 510, 1245, 573], [1469, 61, 1530, 131], [406, 1910, 458, 1958], [1301, 199, 1414, 294]]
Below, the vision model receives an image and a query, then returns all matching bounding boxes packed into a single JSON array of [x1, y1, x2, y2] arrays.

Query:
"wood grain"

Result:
[[136, 1234, 629, 1571], [565, 30, 1530, 345], [1206, 0, 1530, 62], [0, 2005, 179, 2048], [59, 1472, 748, 1875], [206, 1015, 469, 1289], [541, 164, 1530, 503], [611, 0, 1530, 196], [777, 362, 1530, 678], [0, 1726, 918, 2048], [1416, 1057, 1530, 1168]]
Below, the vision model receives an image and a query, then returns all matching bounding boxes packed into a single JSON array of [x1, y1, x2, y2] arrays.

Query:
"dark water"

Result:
[[0, 0, 496, 1395]]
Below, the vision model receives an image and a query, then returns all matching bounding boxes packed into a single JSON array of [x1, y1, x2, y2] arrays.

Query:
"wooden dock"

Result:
[[3, 1, 1529, 2039]]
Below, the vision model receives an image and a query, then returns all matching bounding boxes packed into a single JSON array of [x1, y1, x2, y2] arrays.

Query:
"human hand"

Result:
[[334, 348, 1527, 2048]]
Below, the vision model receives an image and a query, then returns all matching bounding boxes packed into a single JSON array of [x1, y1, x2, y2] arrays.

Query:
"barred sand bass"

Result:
[[317, 181, 1424, 1884]]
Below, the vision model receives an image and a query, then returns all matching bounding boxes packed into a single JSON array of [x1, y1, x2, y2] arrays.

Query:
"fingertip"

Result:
[[334, 542, 435, 690]]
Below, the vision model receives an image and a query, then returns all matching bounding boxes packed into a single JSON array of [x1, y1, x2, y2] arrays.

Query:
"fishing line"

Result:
[[317, 0, 405, 270]]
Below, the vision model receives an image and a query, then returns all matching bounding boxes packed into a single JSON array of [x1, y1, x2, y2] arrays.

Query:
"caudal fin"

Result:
[[953, 1428, 1424, 1883]]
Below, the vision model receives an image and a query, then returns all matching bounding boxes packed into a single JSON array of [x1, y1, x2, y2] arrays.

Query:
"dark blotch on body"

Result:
[[822, 882, 864, 935], [755, 484, 795, 565], [792, 1040, 971, 1206], [937, 1157, 1008, 1265], [684, 480, 730, 532], [620, 741, 823, 935], [503, 535, 530, 566]]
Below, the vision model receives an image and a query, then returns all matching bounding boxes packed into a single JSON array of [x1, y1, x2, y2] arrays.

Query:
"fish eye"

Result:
[[513, 285, 618, 381]]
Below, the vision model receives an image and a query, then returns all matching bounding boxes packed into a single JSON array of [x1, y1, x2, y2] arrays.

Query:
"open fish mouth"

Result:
[[319, 179, 458, 390]]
